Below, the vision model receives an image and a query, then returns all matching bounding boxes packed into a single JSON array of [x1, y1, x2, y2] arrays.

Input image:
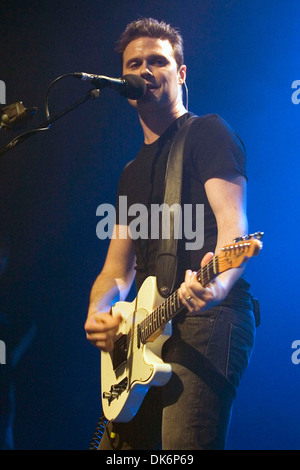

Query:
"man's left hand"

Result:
[[178, 252, 227, 313]]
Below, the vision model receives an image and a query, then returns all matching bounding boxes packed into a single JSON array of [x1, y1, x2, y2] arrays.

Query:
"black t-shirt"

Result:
[[116, 112, 251, 306]]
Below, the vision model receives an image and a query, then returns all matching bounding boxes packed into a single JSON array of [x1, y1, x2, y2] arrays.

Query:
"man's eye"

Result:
[[152, 58, 166, 66], [129, 63, 139, 69]]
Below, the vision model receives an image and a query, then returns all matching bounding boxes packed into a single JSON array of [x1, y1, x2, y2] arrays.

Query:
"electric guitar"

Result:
[[101, 232, 263, 422]]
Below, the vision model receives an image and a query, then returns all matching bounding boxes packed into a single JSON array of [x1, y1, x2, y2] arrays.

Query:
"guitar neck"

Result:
[[138, 233, 263, 344], [139, 254, 220, 344]]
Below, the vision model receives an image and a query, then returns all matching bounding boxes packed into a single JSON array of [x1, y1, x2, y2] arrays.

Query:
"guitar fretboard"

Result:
[[139, 255, 220, 343]]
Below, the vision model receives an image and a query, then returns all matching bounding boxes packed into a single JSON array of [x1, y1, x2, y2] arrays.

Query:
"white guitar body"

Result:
[[101, 276, 173, 422]]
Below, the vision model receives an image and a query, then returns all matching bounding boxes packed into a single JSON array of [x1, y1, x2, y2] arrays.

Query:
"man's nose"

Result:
[[140, 62, 153, 77]]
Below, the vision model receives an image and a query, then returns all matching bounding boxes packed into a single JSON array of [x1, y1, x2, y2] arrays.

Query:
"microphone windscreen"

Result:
[[121, 74, 147, 99]]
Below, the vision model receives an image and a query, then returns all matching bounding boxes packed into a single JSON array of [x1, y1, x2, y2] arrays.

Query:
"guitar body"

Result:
[[101, 276, 172, 422]]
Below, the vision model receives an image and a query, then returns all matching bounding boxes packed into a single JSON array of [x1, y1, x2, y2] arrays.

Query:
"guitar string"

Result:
[[113, 290, 180, 355], [111, 255, 219, 356], [111, 245, 252, 356], [113, 290, 181, 356], [112, 253, 237, 355]]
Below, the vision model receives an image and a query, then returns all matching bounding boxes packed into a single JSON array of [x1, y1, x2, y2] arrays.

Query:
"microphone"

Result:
[[73, 73, 146, 99]]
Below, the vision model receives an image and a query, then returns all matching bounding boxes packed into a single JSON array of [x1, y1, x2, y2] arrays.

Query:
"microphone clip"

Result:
[[0, 102, 37, 131]]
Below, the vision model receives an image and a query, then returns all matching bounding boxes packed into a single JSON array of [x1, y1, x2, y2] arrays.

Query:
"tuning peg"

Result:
[[252, 231, 264, 239], [233, 231, 264, 243]]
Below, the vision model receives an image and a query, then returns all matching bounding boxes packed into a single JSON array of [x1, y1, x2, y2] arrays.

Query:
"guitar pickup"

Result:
[[112, 334, 128, 370], [102, 378, 128, 405]]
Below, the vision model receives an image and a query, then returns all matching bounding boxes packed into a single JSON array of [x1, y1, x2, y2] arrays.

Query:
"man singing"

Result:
[[85, 18, 257, 450]]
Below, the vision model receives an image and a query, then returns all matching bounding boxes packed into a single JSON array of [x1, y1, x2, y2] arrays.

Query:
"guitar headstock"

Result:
[[219, 232, 263, 271]]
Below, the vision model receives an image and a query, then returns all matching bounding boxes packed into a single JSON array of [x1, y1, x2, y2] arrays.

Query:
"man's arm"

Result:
[[179, 174, 248, 312], [85, 225, 136, 351]]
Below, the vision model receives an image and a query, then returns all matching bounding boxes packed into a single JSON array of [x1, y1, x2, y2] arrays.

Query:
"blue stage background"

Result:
[[0, 0, 299, 449]]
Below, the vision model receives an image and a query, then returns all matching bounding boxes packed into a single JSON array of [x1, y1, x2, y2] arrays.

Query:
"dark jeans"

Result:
[[98, 303, 256, 450]]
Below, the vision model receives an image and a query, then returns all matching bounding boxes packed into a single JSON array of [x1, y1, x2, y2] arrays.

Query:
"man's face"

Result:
[[122, 36, 186, 111]]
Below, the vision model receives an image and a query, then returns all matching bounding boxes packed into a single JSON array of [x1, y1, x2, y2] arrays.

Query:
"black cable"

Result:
[[44, 73, 76, 121], [89, 413, 108, 450], [0, 74, 99, 157]]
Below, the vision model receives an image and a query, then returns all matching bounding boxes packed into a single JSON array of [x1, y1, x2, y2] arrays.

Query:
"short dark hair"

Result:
[[116, 18, 184, 69]]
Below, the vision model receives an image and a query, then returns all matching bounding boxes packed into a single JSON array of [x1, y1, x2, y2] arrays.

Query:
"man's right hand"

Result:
[[84, 311, 123, 352]]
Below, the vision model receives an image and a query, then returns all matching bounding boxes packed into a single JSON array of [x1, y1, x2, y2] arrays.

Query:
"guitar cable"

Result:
[[89, 413, 108, 450]]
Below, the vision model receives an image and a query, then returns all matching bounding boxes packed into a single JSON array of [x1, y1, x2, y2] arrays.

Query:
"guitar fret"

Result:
[[140, 290, 183, 343], [206, 265, 209, 282], [154, 309, 158, 329], [145, 316, 150, 337], [213, 256, 218, 276], [159, 305, 164, 324], [166, 297, 170, 321], [140, 257, 223, 344], [149, 314, 153, 335], [209, 262, 213, 282], [197, 269, 204, 286], [196, 256, 220, 287]]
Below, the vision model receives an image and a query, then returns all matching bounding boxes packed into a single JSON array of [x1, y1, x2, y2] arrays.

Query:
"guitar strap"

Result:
[[156, 115, 197, 298]]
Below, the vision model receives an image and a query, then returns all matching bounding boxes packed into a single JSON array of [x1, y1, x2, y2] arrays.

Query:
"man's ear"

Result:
[[178, 65, 187, 84]]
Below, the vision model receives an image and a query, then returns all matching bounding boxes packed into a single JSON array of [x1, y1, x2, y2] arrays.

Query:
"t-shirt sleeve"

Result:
[[191, 114, 247, 184]]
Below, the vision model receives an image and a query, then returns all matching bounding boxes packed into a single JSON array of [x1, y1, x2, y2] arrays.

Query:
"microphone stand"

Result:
[[0, 88, 100, 157]]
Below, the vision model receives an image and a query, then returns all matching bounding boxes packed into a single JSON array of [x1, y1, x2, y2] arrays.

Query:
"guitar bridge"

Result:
[[102, 377, 128, 405]]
